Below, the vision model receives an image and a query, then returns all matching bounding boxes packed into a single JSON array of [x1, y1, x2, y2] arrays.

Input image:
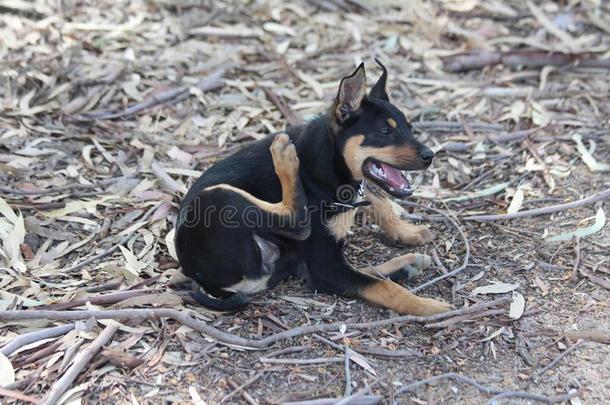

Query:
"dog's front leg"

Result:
[[306, 235, 451, 316], [360, 277, 452, 315], [364, 188, 433, 246]]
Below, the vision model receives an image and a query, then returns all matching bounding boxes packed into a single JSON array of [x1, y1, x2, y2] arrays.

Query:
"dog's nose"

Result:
[[419, 148, 434, 163]]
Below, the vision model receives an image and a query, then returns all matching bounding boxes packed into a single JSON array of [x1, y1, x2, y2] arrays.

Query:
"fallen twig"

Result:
[[63, 204, 158, 273], [0, 387, 38, 404], [437, 127, 548, 152], [393, 372, 580, 404], [534, 340, 584, 379], [431, 247, 449, 274], [0, 297, 511, 349], [578, 268, 610, 290], [352, 346, 421, 359], [399, 201, 470, 293], [572, 237, 581, 280], [15, 341, 63, 368], [68, 69, 225, 121], [425, 309, 505, 329], [7, 202, 66, 211], [578, 259, 610, 290], [259, 356, 343, 365], [151, 161, 187, 194], [262, 86, 303, 125], [462, 188, 610, 222], [282, 396, 382, 405], [526, 1, 577, 51], [286, 379, 381, 405], [486, 389, 579, 404], [227, 378, 258, 405], [412, 120, 503, 133], [1, 324, 75, 356], [443, 50, 610, 72], [0, 177, 128, 196], [343, 345, 352, 397], [307, 333, 374, 373], [37, 289, 152, 311], [515, 333, 537, 367], [265, 311, 394, 371], [565, 330, 610, 345], [83, 277, 124, 293], [100, 348, 144, 368], [39, 324, 119, 405], [265, 345, 312, 358], [220, 371, 266, 404], [335, 381, 379, 405], [262, 345, 312, 359]]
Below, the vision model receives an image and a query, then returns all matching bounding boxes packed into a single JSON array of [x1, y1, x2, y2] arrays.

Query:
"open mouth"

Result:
[[363, 159, 413, 198]]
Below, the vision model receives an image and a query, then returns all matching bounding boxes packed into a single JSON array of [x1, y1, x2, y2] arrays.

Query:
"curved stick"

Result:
[[0, 324, 75, 356], [39, 324, 118, 405], [463, 188, 610, 222], [0, 297, 510, 350], [399, 201, 470, 292], [393, 372, 579, 404]]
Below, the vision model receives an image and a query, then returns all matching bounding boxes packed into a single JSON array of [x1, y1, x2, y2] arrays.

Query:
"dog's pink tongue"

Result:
[[379, 162, 408, 188]]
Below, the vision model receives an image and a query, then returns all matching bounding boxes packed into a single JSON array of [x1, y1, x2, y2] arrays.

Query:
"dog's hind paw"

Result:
[[271, 133, 299, 177]]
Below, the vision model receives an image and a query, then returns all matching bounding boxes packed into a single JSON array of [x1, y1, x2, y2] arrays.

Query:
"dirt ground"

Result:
[[1, 0, 609, 404]]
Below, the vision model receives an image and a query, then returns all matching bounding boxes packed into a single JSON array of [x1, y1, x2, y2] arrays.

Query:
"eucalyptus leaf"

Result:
[[472, 282, 519, 295], [443, 182, 510, 203], [0, 353, 15, 386], [509, 291, 525, 319], [507, 187, 525, 214], [547, 208, 606, 242], [573, 134, 610, 172]]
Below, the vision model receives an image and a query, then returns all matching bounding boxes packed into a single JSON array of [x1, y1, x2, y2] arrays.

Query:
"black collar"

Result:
[[302, 176, 371, 214]]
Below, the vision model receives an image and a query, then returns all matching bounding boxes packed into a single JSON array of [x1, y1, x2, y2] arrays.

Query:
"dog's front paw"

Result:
[[388, 223, 435, 246], [417, 297, 454, 315], [271, 133, 299, 177]]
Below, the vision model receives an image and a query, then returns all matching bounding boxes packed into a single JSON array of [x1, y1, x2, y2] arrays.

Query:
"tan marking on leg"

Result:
[[387, 118, 397, 128], [361, 279, 452, 315], [364, 189, 434, 246], [342, 135, 419, 180], [270, 133, 299, 211], [203, 184, 291, 216], [203, 133, 300, 217], [358, 253, 431, 276], [327, 209, 357, 240]]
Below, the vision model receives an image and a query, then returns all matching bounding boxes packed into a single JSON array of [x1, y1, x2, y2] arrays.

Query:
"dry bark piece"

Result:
[[100, 348, 145, 368], [0, 297, 511, 349], [39, 325, 119, 405], [443, 50, 610, 72]]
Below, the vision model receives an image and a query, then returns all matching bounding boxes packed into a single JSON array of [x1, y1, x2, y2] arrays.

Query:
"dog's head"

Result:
[[331, 60, 434, 198]]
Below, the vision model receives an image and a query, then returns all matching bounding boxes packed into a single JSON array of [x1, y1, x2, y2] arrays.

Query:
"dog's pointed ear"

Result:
[[369, 58, 389, 101], [334, 63, 366, 124]]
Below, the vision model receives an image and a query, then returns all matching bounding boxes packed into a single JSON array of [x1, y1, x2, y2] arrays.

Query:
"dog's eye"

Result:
[[380, 127, 392, 135]]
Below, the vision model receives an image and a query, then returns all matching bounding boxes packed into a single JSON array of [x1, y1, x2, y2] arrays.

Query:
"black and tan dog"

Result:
[[175, 61, 452, 315]]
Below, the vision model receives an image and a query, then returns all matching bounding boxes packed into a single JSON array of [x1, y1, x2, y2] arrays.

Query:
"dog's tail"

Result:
[[189, 289, 249, 311]]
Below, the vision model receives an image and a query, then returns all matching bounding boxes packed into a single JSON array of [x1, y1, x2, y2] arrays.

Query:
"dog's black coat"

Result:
[[176, 61, 434, 311]]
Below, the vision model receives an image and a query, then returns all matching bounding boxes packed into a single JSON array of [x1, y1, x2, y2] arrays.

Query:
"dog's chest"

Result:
[[323, 181, 367, 240]]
